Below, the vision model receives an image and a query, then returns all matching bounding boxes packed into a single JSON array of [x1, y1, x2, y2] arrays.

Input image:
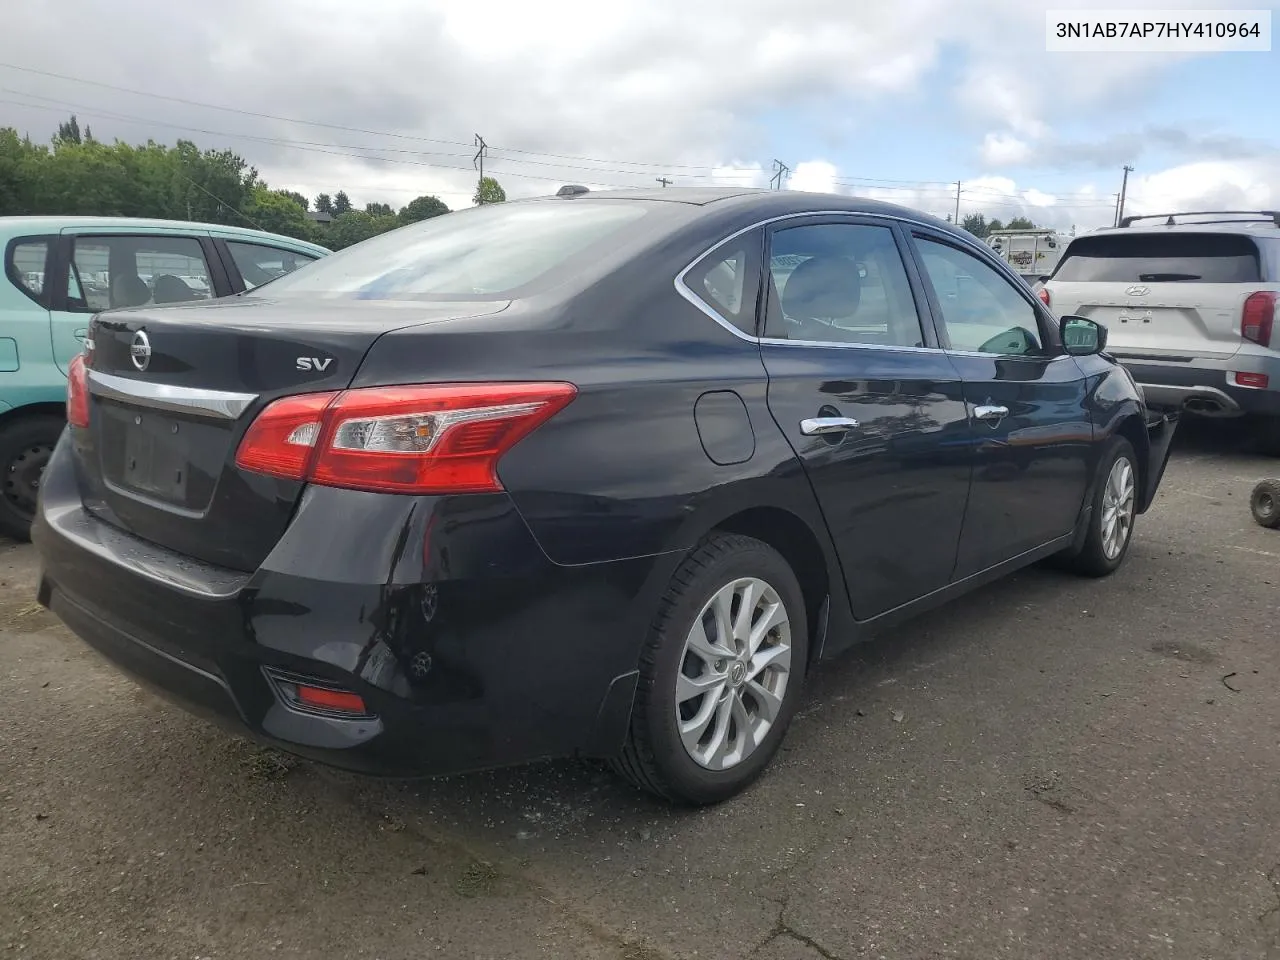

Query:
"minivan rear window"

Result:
[[1052, 233, 1261, 283], [257, 200, 653, 301]]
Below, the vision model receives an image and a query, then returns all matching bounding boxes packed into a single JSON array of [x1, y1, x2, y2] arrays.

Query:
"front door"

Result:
[[50, 231, 220, 375], [907, 230, 1093, 577], [759, 217, 973, 620]]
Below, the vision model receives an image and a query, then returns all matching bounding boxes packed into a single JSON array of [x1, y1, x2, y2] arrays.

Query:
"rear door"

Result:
[[759, 216, 973, 620], [1047, 232, 1274, 361], [907, 229, 1093, 576], [50, 229, 222, 375]]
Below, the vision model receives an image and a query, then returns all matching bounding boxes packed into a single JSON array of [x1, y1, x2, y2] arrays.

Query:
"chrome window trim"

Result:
[[86, 369, 258, 420], [674, 209, 1063, 361]]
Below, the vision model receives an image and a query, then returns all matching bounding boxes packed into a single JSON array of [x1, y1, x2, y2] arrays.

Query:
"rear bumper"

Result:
[[1117, 354, 1280, 418], [33, 436, 671, 776]]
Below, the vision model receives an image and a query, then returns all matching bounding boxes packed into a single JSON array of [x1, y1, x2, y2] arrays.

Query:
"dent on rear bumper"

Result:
[[33, 437, 669, 775]]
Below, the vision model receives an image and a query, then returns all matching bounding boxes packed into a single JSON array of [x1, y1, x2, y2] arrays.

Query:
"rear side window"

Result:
[[67, 235, 215, 312], [225, 241, 319, 290], [1053, 233, 1262, 283], [6, 238, 51, 306], [683, 229, 763, 334], [257, 201, 652, 301]]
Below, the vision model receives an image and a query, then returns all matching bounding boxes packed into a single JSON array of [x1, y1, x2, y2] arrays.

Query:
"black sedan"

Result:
[[33, 188, 1177, 805]]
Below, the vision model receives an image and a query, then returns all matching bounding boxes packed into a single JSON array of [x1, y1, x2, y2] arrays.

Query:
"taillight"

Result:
[[1037, 287, 1051, 307], [1242, 291, 1276, 347], [67, 354, 90, 428], [235, 382, 577, 494]]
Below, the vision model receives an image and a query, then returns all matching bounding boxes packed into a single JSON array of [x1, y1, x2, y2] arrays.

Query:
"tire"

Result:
[[1061, 436, 1139, 578], [611, 533, 809, 805], [0, 414, 64, 542], [1251, 479, 1280, 529]]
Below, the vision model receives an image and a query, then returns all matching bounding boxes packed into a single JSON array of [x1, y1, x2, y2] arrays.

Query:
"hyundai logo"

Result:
[[1125, 285, 1150, 297], [130, 329, 152, 372]]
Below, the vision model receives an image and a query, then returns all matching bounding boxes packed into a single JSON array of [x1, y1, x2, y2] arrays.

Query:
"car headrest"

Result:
[[779, 256, 861, 323], [152, 274, 198, 304], [110, 274, 152, 309]]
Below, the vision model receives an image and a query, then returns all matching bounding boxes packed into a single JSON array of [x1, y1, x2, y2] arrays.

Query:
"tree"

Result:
[[961, 213, 989, 239], [365, 201, 393, 217], [398, 194, 450, 224], [314, 193, 333, 214], [473, 177, 506, 205], [326, 210, 399, 250], [1005, 216, 1037, 231], [988, 218, 1005, 233], [331, 190, 352, 215], [55, 115, 82, 145], [277, 190, 309, 211], [240, 187, 316, 242]]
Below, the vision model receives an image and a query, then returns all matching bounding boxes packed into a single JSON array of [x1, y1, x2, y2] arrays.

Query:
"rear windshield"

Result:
[[256, 200, 652, 301], [1052, 232, 1261, 283]]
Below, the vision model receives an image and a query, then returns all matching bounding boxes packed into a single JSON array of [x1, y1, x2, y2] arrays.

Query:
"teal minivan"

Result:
[[1, 217, 330, 539]]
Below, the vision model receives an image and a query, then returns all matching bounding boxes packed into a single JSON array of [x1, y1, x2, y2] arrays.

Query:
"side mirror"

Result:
[[1060, 315, 1107, 356]]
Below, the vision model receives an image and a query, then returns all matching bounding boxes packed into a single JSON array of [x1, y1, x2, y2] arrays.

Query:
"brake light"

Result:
[[67, 354, 90, 428], [1037, 287, 1051, 307], [1242, 291, 1276, 347], [235, 382, 577, 494], [1233, 371, 1270, 389]]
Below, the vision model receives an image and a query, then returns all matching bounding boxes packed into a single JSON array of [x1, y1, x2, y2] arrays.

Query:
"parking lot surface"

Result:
[[3, 420, 1279, 960]]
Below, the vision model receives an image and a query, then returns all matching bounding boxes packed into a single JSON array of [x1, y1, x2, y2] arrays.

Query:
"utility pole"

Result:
[[1116, 164, 1133, 225], [954, 181, 962, 224], [473, 134, 488, 201], [1112, 192, 1121, 227], [656, 177, 672, 188], [769, 160, 790, 191]]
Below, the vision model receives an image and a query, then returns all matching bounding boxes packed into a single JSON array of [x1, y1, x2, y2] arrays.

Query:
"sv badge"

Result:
[[296, 357, 334, 371]]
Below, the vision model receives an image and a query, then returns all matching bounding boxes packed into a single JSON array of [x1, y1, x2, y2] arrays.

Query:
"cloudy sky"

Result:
[[2, 0, 1276, 230]]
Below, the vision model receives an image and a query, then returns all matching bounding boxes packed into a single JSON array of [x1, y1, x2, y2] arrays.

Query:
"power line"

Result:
[[769, 160, 790, 191]]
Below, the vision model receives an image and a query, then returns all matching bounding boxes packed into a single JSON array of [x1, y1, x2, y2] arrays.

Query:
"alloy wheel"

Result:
[[1100, 456, 1135, 560], [675, 577, 792, 771]]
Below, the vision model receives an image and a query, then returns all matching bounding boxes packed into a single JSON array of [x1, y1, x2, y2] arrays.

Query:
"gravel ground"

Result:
[[3, 419, 1279, 960]]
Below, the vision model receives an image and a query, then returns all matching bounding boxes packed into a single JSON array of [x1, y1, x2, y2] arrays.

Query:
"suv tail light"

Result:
[[235, 382, 577, 494], [1037, 287, 1051, 307], [67, 354, 90, 428], [1242, 291, 1276, 347]]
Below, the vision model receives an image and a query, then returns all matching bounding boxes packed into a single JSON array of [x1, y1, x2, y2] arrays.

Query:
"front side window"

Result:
[[6, 239, 50, 306], [226, 241, 319, 290], [765, 222, 925, 348], [68, 235, 214, 312], [914, 237, 1044, 357]]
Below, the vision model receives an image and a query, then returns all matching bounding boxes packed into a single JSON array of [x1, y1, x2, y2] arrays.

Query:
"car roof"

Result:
[[0, 215, 331, 254], [524, 185, 970, 237], [1075, 219, 1280, 241]]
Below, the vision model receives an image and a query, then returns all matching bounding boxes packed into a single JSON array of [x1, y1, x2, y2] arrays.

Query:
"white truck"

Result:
[[985, 229, 1071, 285]]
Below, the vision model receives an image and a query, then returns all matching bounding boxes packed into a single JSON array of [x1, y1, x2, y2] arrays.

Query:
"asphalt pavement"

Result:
[[3, 418, 1279, 960]]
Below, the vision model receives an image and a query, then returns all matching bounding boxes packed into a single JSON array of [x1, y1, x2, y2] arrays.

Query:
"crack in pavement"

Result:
[[1258, 865, 1280, 932], [751, 884, 848, 960]]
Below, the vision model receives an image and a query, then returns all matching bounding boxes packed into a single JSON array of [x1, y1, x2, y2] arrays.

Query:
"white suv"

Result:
[[1042, 211, 1280, 453]]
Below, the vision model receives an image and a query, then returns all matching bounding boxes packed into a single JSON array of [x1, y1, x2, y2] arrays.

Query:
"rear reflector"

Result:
[[67, 354, 90, 428], [1242, 291, 1276, 348], [236, 382, 577, 495], [1232, 371, 1270, 390], [295, 684, 368, 714], [1037, 287, 1051, 307]]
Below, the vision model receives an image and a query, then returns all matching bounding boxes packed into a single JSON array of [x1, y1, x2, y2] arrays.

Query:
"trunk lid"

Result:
[[1048, 280, 1251, 360], [76, 297, 509, 571]]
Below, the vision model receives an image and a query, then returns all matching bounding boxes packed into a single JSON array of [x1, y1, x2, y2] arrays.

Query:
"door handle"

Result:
[[800, 416, 860, 436], [74, 328, 88, 340], [973, 404, 1009, 421]]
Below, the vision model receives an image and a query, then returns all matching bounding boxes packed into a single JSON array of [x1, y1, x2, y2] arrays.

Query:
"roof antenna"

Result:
[[556, 184, 590, 197], [1166, 215, 1176, 225]]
